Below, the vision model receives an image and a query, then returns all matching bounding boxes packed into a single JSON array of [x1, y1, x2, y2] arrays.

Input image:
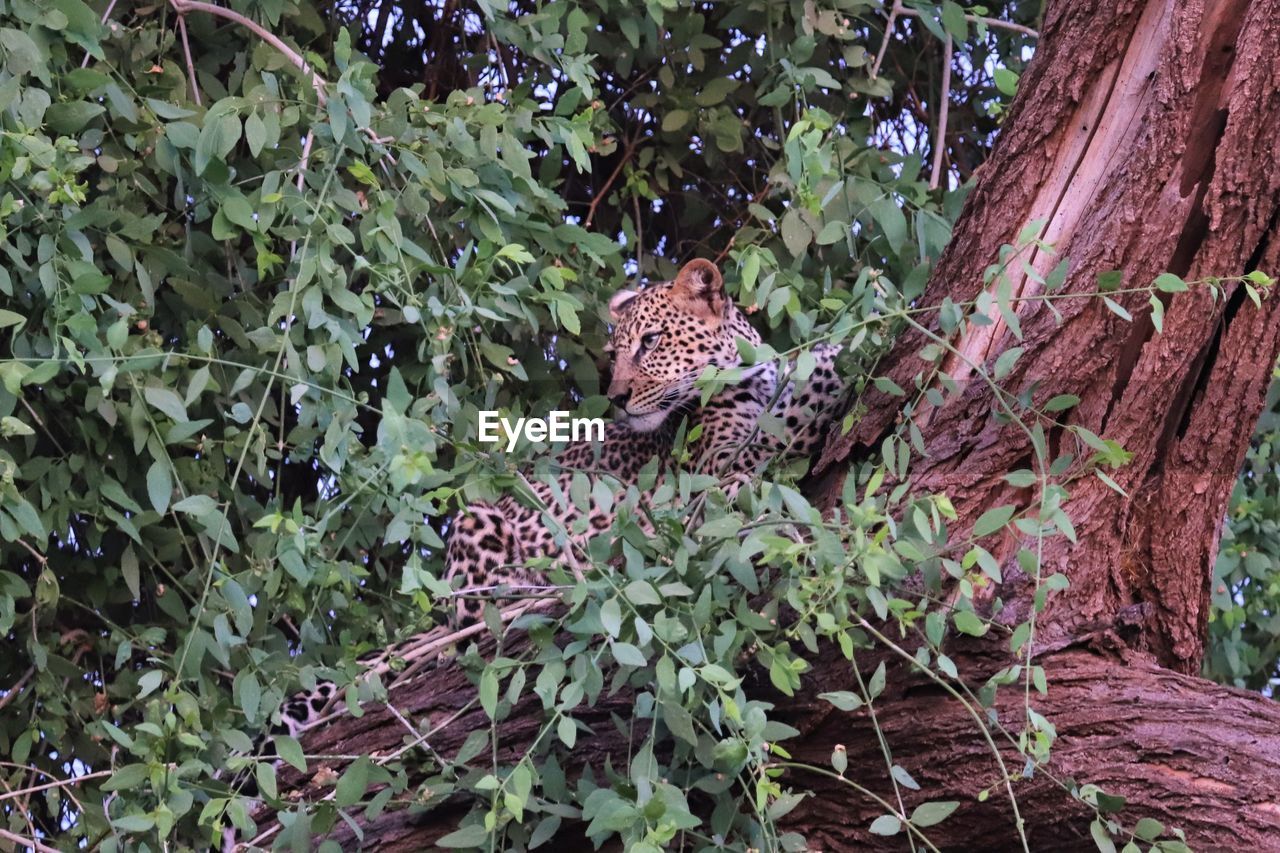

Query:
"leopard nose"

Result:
[[610, 390, 631, 409]]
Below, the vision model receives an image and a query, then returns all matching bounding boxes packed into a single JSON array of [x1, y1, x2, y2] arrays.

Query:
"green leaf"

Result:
[[557, 715, 577, 748], [1004, 470, 1037, 488], [273, 735, 307, 772], [102, 763, 149, 792], [612, 642, 647, 667], [146, 460, 171, 514], [172, 495, 217, 515], [994, 67, 1019, 96], [0, 28, 44, 76], [1, 416, 33, 437], [993, 346, 1022, 380], [696, 77, 739, 106], [870, 197, 908, 251], [815, 220, 848, 245], [121, 546, 140, 600], [194, 111, 240, 175], [661, 110, 690, 132], [781, 208, 811, 256], [952, 610, 989, 637], [143, 386, 189, 422], [910, 800, 959, 827], [941, 1, 968, 40], [438, 825, 491, 848], [972, 505, 1016, 537], [46, 100, 107, 133], [244, 112, 267, 157], [1096, 270, 1123, 291], [334, 756, 371, 807], [623, 580, 661, 606], [479, 668, 499, 718], [137, 669, 164, 698], [221, 194, 257, 232], [1091, 819, 1117, 853], [111, 814, 155, 833], [255, 762, 278, 800], [1043, 394, 1080, 413], [818, 691, 863, 712], [1102, 296, 1132, 321], [869, 814, 902, 836], [1091, 793, 1126, 817]]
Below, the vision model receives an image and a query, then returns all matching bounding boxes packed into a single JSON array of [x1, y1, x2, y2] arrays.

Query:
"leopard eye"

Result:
[[639, 331, 662, 352]]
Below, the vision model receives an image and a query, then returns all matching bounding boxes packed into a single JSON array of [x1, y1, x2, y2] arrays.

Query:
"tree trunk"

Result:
[[263, 0, 1280, 847]]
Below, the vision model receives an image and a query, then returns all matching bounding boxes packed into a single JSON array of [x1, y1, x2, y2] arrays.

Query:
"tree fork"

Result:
[[272, 0, 1280, 847]]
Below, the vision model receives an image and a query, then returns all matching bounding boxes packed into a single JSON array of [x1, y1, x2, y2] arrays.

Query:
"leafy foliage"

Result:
[[0, 0, 1256, 849], [1208, 376, 1280, 694]]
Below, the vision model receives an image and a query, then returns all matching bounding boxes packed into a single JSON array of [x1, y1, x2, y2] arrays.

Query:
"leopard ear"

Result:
[[671, 258, 725, 322], [609, 289, 640, 320]]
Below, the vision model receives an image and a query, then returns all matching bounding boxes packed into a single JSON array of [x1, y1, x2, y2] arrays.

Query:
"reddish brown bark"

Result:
[[817, 0, 1280, 677], [264, 0, 1280, 847]]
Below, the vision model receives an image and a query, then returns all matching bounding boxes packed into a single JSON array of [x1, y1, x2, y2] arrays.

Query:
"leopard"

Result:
[[266, 257, 847, 740], [443, 257, 845, 624]]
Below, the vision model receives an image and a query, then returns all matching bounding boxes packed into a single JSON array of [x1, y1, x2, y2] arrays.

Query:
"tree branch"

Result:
[[176, 14, 202, 106], [167, 0, 328, 104], [930, 34, 953, 190]]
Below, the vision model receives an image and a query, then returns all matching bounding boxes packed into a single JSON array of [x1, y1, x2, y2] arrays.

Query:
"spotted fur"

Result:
[[272, 258, 846, 735]]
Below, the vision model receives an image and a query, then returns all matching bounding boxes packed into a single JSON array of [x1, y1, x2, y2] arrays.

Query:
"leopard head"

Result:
[[604, 258, 747, 432]]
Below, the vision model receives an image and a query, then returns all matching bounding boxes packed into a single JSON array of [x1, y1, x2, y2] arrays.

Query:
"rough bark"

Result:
[[816, 0, 1280, 676], [263, 0, 1280, 847]]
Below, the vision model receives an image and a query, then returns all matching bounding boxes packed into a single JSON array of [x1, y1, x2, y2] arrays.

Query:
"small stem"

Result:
[[929, 35, 953, 191], [0, 769, 113, 803], [897, 7, 1040, 39], [81, 0, 119, 67], [871, 0, 904, 80], [0, 667, 34, 711], [167, 0, 327, 103], [16, 538, 47, 566], [177, 14, 201, 105], [19, 397, 67, 456], [585, 133, 639, 228], [0, 826, 59, 853]]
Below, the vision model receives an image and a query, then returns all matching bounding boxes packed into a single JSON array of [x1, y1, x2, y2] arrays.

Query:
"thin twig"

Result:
[[584, 134, 639, 228], [19, 397, 67, 456], [81, 0, 119, 67], [0, 826, 59, 853], [929, 34, 953, 191], [897, 6, 1039, 38], [177, 14, 202, 106], [713, 180, 771, 264], [870, 0, 904, 80], [167, 0, 327, 103], [633, 191, 644, 273], [295, 131, 314, 193], [289, 130, 315, 258], [0, 667, 34, 712], [0, 769, 112, 803], [16, 538, 47, 566], [380, 702, 446, 766], [0, 776, 39, 845], [873, 3, 1038, 83]]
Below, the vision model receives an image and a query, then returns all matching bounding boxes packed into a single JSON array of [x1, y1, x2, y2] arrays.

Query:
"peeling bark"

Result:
[[264, 0, 1280, 847], [817, 0, 1280, 675]]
